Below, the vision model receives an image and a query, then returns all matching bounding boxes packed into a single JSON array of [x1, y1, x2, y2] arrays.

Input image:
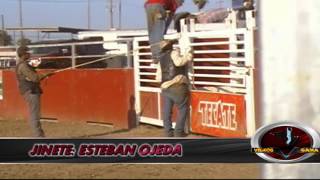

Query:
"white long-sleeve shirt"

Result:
[[170, 48, 193, 67]]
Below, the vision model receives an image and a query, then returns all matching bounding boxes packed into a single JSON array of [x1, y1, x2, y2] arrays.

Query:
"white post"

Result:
[[178, 19, 191, 56], [245, 29, 256, 137], [229, 10, 237, 29], [259, 0, 320, 178], [189, 18, 195, 32], [126, 40, 132, 68], [245, 10, 255, 30], [157, 92, 161, 121], [133, 38, 141, 126]]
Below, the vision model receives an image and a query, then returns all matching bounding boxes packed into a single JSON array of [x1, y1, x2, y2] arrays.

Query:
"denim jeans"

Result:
[[161, 84, 189, 136], [145, 4, 173, 63], [23, 91, 44, 137]]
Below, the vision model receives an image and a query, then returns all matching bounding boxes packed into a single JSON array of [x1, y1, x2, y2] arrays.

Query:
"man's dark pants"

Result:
[[161, 84, 189, 137], [145, 3, 172, 63], [23, 91, 44, 137]]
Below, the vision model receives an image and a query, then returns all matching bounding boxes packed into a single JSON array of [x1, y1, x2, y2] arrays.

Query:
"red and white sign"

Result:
[[191, 91, 247, 138]]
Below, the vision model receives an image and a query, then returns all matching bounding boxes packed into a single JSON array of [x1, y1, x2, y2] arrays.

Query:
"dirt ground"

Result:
[[0, 119, 261, 179]]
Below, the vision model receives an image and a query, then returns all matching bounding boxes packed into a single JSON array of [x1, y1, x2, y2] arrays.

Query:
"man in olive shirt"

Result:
[[15, 46, 53, 137]]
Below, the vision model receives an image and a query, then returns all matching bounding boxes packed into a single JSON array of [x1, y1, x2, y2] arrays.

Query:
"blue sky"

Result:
[[0, 0, 232, 29], [0, 0, 233, 40]]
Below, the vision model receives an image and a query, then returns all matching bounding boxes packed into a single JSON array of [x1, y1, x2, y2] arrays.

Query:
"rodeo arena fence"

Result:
[[0, 9, 257, 138]]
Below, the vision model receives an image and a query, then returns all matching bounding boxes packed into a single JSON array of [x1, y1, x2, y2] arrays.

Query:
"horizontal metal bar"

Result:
[[1, 39, 133, 49], [139, 66, 156, 69], [75, 55, 110, 59], [194, 49, 245, 54], [189, 33, 238, 39], [189, 73, 245, 79], [38, 54, 119, 59], [191, 81, 246, 88], [0, 38, 112, 49], [134, 37, 149, 42], [188, 28, 248, 37], [139, 72, 156, 76], [139, 87, 161, 93], [139, 79, 159, 83], [190, 41, 245, 46], [39, 55, 114, 60], [137, 46, 151, 49], [193, 66, 248, 71], [28, 40, 133, 48], [193, 58, 246, 62], [138, 81, 248, 93], [193, 23, 230, 30], [138, 59, 153, 62], [38, 56, 72, 60], [0, 46, 16, 49], [192, 87, 247, 94], [137, 52, 152, 56]]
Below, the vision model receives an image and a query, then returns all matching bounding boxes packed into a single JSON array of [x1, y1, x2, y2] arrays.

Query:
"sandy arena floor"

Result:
[[0, 119, 261, 179]]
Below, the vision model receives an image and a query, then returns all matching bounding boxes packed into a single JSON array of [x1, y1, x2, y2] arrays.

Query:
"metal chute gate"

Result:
[[133, 10, 257, 138]]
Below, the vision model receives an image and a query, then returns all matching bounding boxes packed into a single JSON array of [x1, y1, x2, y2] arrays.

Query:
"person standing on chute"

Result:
[[144, 0, 184, 64]]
